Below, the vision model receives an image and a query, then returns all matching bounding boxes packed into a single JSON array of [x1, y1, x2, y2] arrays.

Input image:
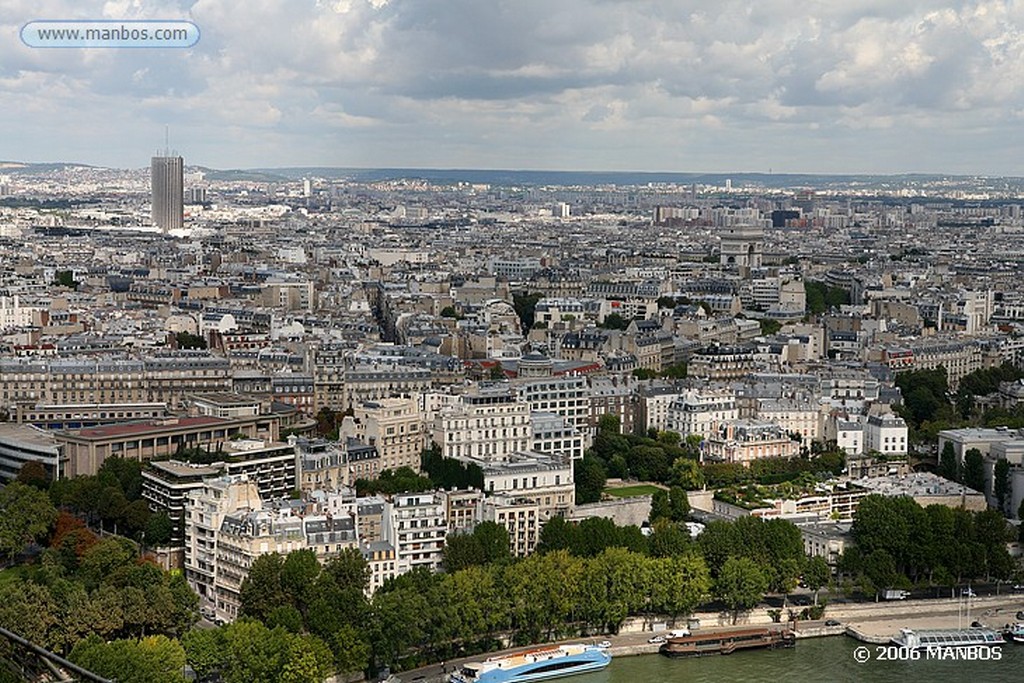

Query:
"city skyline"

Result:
[[5, 1, 1024, 175]]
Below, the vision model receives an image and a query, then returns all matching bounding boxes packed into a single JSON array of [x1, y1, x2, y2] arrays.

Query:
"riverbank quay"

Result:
[[392, 595, 1024, 682], [841, 595, 1024, 643]]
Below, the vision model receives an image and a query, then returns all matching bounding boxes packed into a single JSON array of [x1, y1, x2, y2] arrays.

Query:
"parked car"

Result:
[[1016, 611, 1024, 620], [962, 588, 977, 597], [596, 640, 611, 649], [647, 635, 666, 644], [971, 621, 983, 628], [825, 619, 841, 627]]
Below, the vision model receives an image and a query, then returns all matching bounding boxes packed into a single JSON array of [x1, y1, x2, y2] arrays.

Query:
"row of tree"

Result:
[[239, 546, 712, 673], [842, 494, 1016, 591]]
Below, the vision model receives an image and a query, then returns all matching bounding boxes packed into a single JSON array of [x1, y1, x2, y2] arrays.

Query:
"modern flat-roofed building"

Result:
[[58, 414, 280, 477], [15, 402, 168, 430], [189, 393, 263, 419], [0, 423, 63, 482], [445, 488, 484, 533], [384, 491, 448, 572], [142, 438, 297, 544], [530, 412, 585, 461]]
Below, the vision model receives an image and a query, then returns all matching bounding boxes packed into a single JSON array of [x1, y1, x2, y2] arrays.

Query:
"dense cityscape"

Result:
[[0, 155, 1023, 681]]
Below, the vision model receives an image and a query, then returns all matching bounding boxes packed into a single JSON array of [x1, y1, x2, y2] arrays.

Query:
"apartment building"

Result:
[[666, 389, 739, 440], [484, 496, 541, 557], [432, 386, 532, 462], [346, 397, 427, 472], [480, 451, 574, 520], [141, 438, 297, 544], [383, 491, 448, 572], [0, 352, 232, 411]]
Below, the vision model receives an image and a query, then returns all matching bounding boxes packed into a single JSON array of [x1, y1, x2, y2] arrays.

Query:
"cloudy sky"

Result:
[[5, 0, 1024, 174]]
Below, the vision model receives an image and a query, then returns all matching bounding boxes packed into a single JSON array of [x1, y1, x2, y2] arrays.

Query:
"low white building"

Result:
[[863, 412, 908, 456]]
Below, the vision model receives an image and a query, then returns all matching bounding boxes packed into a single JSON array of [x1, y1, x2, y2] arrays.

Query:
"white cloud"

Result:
[[2, 0, 1024, 173]]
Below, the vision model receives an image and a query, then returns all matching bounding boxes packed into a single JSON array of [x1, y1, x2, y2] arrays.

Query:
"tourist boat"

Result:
[[1004, 623, 1024, 643], [658, 627, 795, 657], [447, 643, 611, 683], [891, 627, 1005, 649]]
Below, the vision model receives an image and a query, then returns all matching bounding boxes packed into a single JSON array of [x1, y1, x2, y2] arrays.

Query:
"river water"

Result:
[[573, 636, 1024, 683]]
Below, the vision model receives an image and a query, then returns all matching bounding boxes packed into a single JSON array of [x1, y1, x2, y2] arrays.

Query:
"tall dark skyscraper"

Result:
[[151, 154, 183, 232]]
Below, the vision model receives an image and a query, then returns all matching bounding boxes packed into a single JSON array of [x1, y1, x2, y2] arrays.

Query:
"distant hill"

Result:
[[4, 161, 1022, 189], [0, 161, 97, 173]]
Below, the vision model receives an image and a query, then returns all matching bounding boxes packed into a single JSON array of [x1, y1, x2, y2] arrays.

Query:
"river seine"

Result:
[[573, 637, 1024, 683]]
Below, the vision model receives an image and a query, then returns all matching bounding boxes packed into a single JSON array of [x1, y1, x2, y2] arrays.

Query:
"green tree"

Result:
[[670, 457, 705, 490], [54, 270, 79, 290], [174, 331, 207, 350], [512, 292, 544, 333], [280, 549, 321, 614], [145, 512, 173, 546], [0, 581, 58, 650], [716, 557, 768, 624], [994, 459, 1010, 512], [648, 553, 711, 619], [963, 449, 985, 492], [862, 549, 900, 597], [647, 521, 691, 558], [575, 456, 607, 504], [668, 486, 691, 522], [70, 634, 187, 683], [15, 461, 49, 489], [649, 489, 670, 523], [239, 553, 286, 622], [939, 442, 960, 482], [330, 624, 371, 674], [442, 531, 483, 573], [536, 517, 581, 555], [803, 555, 830, 606], [599, 312, 629, 330], [0, 481, 58, 560], [323, 548, 371, 593], [182, 627, 226, 680]]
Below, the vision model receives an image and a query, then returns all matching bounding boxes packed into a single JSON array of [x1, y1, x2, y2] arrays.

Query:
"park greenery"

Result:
[[631, 362, 688, 380], [803, 280, 850, 316], [354, 445, 485, 496], [577, 414, 843, 505]]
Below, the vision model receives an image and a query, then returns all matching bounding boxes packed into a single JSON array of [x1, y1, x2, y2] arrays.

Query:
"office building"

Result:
[[151, 154, 184, 232]]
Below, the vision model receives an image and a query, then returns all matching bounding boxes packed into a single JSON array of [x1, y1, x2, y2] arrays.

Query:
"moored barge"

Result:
[[659, 628, 795, 657]]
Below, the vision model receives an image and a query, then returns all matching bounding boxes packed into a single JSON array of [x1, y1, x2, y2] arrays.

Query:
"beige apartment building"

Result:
[[346, 397, 427, 472]]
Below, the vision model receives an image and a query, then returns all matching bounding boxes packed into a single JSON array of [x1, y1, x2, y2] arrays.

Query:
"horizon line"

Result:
[[3, 160, 1023, 180]]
